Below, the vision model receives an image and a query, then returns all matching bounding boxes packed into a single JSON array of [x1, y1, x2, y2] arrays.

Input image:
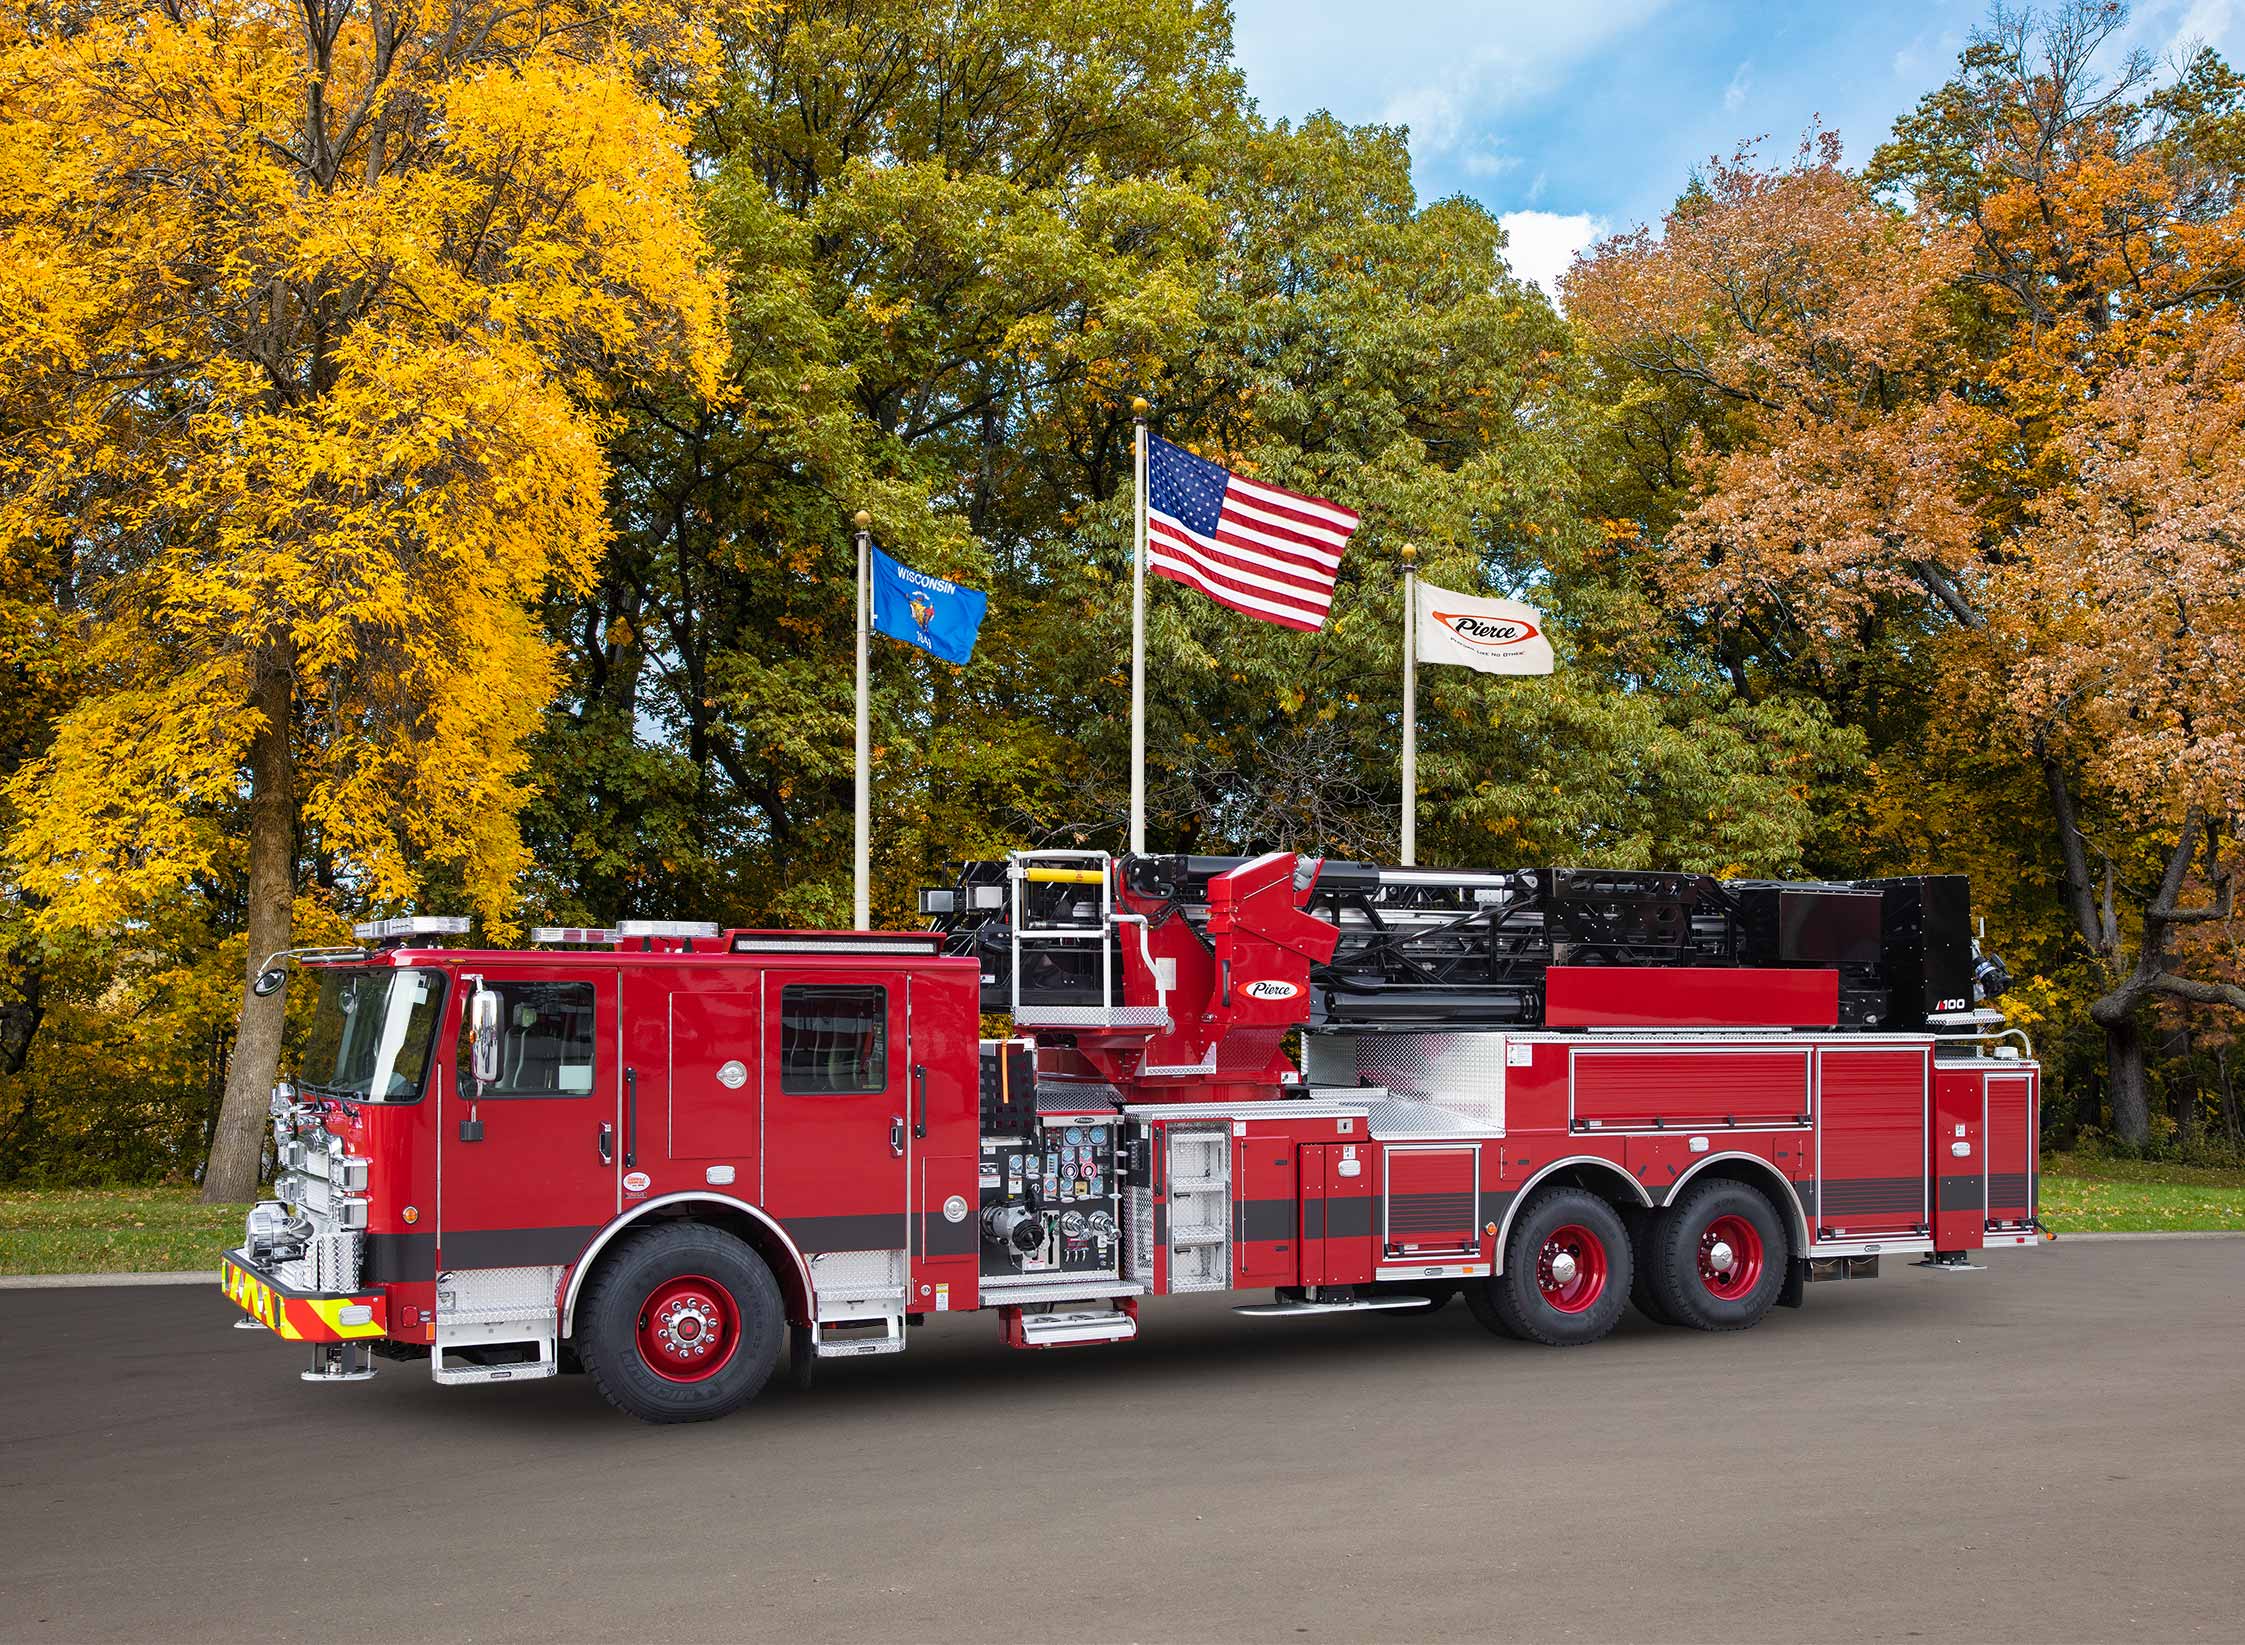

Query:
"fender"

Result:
[[559, 1192, 815, 1337], [1664, 1151, 1812, 1253], [1494, 1155, 1653, 1272]]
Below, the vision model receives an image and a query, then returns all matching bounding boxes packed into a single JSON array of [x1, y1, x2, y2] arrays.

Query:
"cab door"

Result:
[[437, 969, 618, 1271], [760, 971, 911, 1257]]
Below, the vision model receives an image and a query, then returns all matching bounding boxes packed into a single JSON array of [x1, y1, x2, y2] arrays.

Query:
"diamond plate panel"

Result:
[[1013, 1005, 1172, 1028], [809, 1249, 906, 1291], [1355, 1033, 1508, 1129], [1300, 1034, 1360, 1087], [1123, 1186, 1156, 1284], [1215, 1027, 1286, 1075], [1361, 1097, 1505, 1138], [438, 1264, 561, 1325], [1165, 1123, 1231, 1292]]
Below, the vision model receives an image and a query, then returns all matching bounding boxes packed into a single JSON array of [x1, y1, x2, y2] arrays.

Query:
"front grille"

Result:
[[248, 1090, 369, 1293]]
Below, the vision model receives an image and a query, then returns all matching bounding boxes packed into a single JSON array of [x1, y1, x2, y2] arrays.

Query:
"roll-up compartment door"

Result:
[[1815, 1047, 1929, 1241]]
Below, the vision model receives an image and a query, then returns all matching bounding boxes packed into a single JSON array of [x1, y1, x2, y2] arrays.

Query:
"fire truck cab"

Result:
[[222, 853, 2043, 1423]]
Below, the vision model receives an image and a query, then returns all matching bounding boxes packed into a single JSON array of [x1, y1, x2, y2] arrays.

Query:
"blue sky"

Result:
[[1226, 0, 2244, 295]]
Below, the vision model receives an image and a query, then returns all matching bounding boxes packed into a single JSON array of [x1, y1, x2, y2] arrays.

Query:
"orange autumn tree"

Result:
[[0, 1, 731, 1199], [2010, 320, 2245, 1028], [1570, 3, 2245, 1140]]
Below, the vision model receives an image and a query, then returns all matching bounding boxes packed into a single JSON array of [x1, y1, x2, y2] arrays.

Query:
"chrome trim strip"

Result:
[[1493, 1155, 1653, 1273], [1666, 1151, 1813, 1252], [559, 1193, 815, 1337]]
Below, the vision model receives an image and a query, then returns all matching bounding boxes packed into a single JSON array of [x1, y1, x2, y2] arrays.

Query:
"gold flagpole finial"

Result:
[[853, 510, 871, 531], [1132, 397, 1150, 417], [1401, 542, 1417, 563]]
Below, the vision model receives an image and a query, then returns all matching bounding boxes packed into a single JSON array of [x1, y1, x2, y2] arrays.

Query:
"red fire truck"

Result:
[[221, 850, 2042, 1422]]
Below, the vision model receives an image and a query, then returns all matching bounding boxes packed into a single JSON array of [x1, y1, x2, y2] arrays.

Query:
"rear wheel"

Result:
[[1471, 1187, 1632, 1347], [1627, 1210, 1676, 1326], [578, 1223, 784, 1423], [1646, 1179, 1787, 1332]]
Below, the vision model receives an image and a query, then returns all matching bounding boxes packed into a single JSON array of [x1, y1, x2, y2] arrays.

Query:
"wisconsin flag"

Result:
[[869, 545, 987, 666], [1415, 580, 1554, 675]]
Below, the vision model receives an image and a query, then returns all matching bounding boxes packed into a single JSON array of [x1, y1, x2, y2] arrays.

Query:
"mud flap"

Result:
[[1777, 1255, 1807, 1310]]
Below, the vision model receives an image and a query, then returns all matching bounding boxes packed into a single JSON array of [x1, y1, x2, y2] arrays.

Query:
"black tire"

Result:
[[1646, 1179, 1788, 1332], [577, 1223, 784, 1423], [1628, 1210, 1677, 1326], [1474, 1187, 1632, 1347], [1463, 1275, 1524, 1339]]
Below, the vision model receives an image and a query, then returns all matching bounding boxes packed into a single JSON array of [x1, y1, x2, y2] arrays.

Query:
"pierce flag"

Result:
[[1413, 580, 1554, 675]]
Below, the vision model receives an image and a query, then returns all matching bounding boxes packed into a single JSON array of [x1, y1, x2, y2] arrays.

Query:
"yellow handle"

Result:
[[1024, 867, 1105, 884]]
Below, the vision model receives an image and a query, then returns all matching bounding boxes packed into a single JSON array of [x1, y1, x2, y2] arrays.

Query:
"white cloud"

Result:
[[1498, 210, 1607, 299], [1230, 1, 1673, 167], [1724, 60, 1753, 112], [2169, 0, 2237, 52]]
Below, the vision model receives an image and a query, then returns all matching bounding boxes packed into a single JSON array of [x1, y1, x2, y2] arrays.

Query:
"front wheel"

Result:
[[1471, 1187, 1632, 1346], [578, 1223, 784, 1423]]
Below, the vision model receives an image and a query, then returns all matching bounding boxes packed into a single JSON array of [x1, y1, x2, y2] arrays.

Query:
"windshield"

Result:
[[297, 967, 446, 1102]]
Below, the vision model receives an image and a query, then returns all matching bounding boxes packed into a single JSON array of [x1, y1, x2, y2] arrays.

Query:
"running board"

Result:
[[812, 1308, 907, 1357], [1234, 1295, 1431, 1317], [431, 1350, 557, 1385]]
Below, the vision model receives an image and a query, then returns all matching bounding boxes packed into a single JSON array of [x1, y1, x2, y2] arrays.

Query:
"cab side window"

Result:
[[779, 985, 888, 1094], [465, 980, 599, 1096]]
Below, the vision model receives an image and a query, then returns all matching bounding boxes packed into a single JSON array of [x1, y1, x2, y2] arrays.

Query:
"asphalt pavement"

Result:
[[3, 1237, 2242, 1643]]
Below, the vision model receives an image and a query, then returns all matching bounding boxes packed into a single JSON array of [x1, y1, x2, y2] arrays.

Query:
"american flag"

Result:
[[1145, 433, 1359, 632]]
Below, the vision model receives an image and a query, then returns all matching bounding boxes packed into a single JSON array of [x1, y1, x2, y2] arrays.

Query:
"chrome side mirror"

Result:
[[469, 985, 503, 1087], [251, 968, 288, 998]]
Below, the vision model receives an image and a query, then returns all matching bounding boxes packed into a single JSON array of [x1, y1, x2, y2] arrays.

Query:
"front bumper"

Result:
[[221, 1249, 386, 1342]]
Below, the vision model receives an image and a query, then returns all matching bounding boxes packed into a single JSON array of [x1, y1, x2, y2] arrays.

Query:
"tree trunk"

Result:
[[2218, 1047, 2241, 1150], [201, 654, 296, 1203], [2104, 1011, 2149, 1147]]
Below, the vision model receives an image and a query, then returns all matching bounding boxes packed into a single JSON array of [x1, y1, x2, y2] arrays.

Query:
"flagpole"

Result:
[[1400, 542, 1417, 867], [853, 510, 872, 930], [1130, 397, 1149, 856]]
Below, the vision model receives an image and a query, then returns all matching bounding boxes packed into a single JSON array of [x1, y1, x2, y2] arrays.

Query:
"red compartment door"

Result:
[[1382, 1145, 1478, 1259], [1324, 1143, 1375, 1284], [1815, 1047, 1929, 1240], [1572, 1048, 1809, 1130], [1931, 1065, 1986, 1251], [1233, 1132, 1298, 1288], [1985, 1072, 2037, 1228]]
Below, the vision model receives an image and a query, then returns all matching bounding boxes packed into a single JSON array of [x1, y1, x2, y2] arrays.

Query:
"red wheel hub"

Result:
[[1535, 1223, 1609, 1314], [1697, 1213, 1764, 1300], [635, 1275, 740, 1382]]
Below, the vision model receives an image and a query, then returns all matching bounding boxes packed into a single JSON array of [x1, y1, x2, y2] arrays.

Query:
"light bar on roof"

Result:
[[616, 920, 722, 940], [352, 915, 471, 942], [729, 933, 946, 954], [531, 927, 622, 946]]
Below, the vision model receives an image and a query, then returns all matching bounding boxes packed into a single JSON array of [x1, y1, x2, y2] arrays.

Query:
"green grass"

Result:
[[1, 1156, 2239, 1275], [0, 1188, 250, 1275], [2038, 1153, 2245, 1233]]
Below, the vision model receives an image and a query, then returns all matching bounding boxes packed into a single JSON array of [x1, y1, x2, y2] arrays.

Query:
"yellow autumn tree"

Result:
[[0, 1, 731, 1198]]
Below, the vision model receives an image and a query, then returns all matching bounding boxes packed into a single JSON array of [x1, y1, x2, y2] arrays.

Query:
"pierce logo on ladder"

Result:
[[1242, 979, 1302, 1001]]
